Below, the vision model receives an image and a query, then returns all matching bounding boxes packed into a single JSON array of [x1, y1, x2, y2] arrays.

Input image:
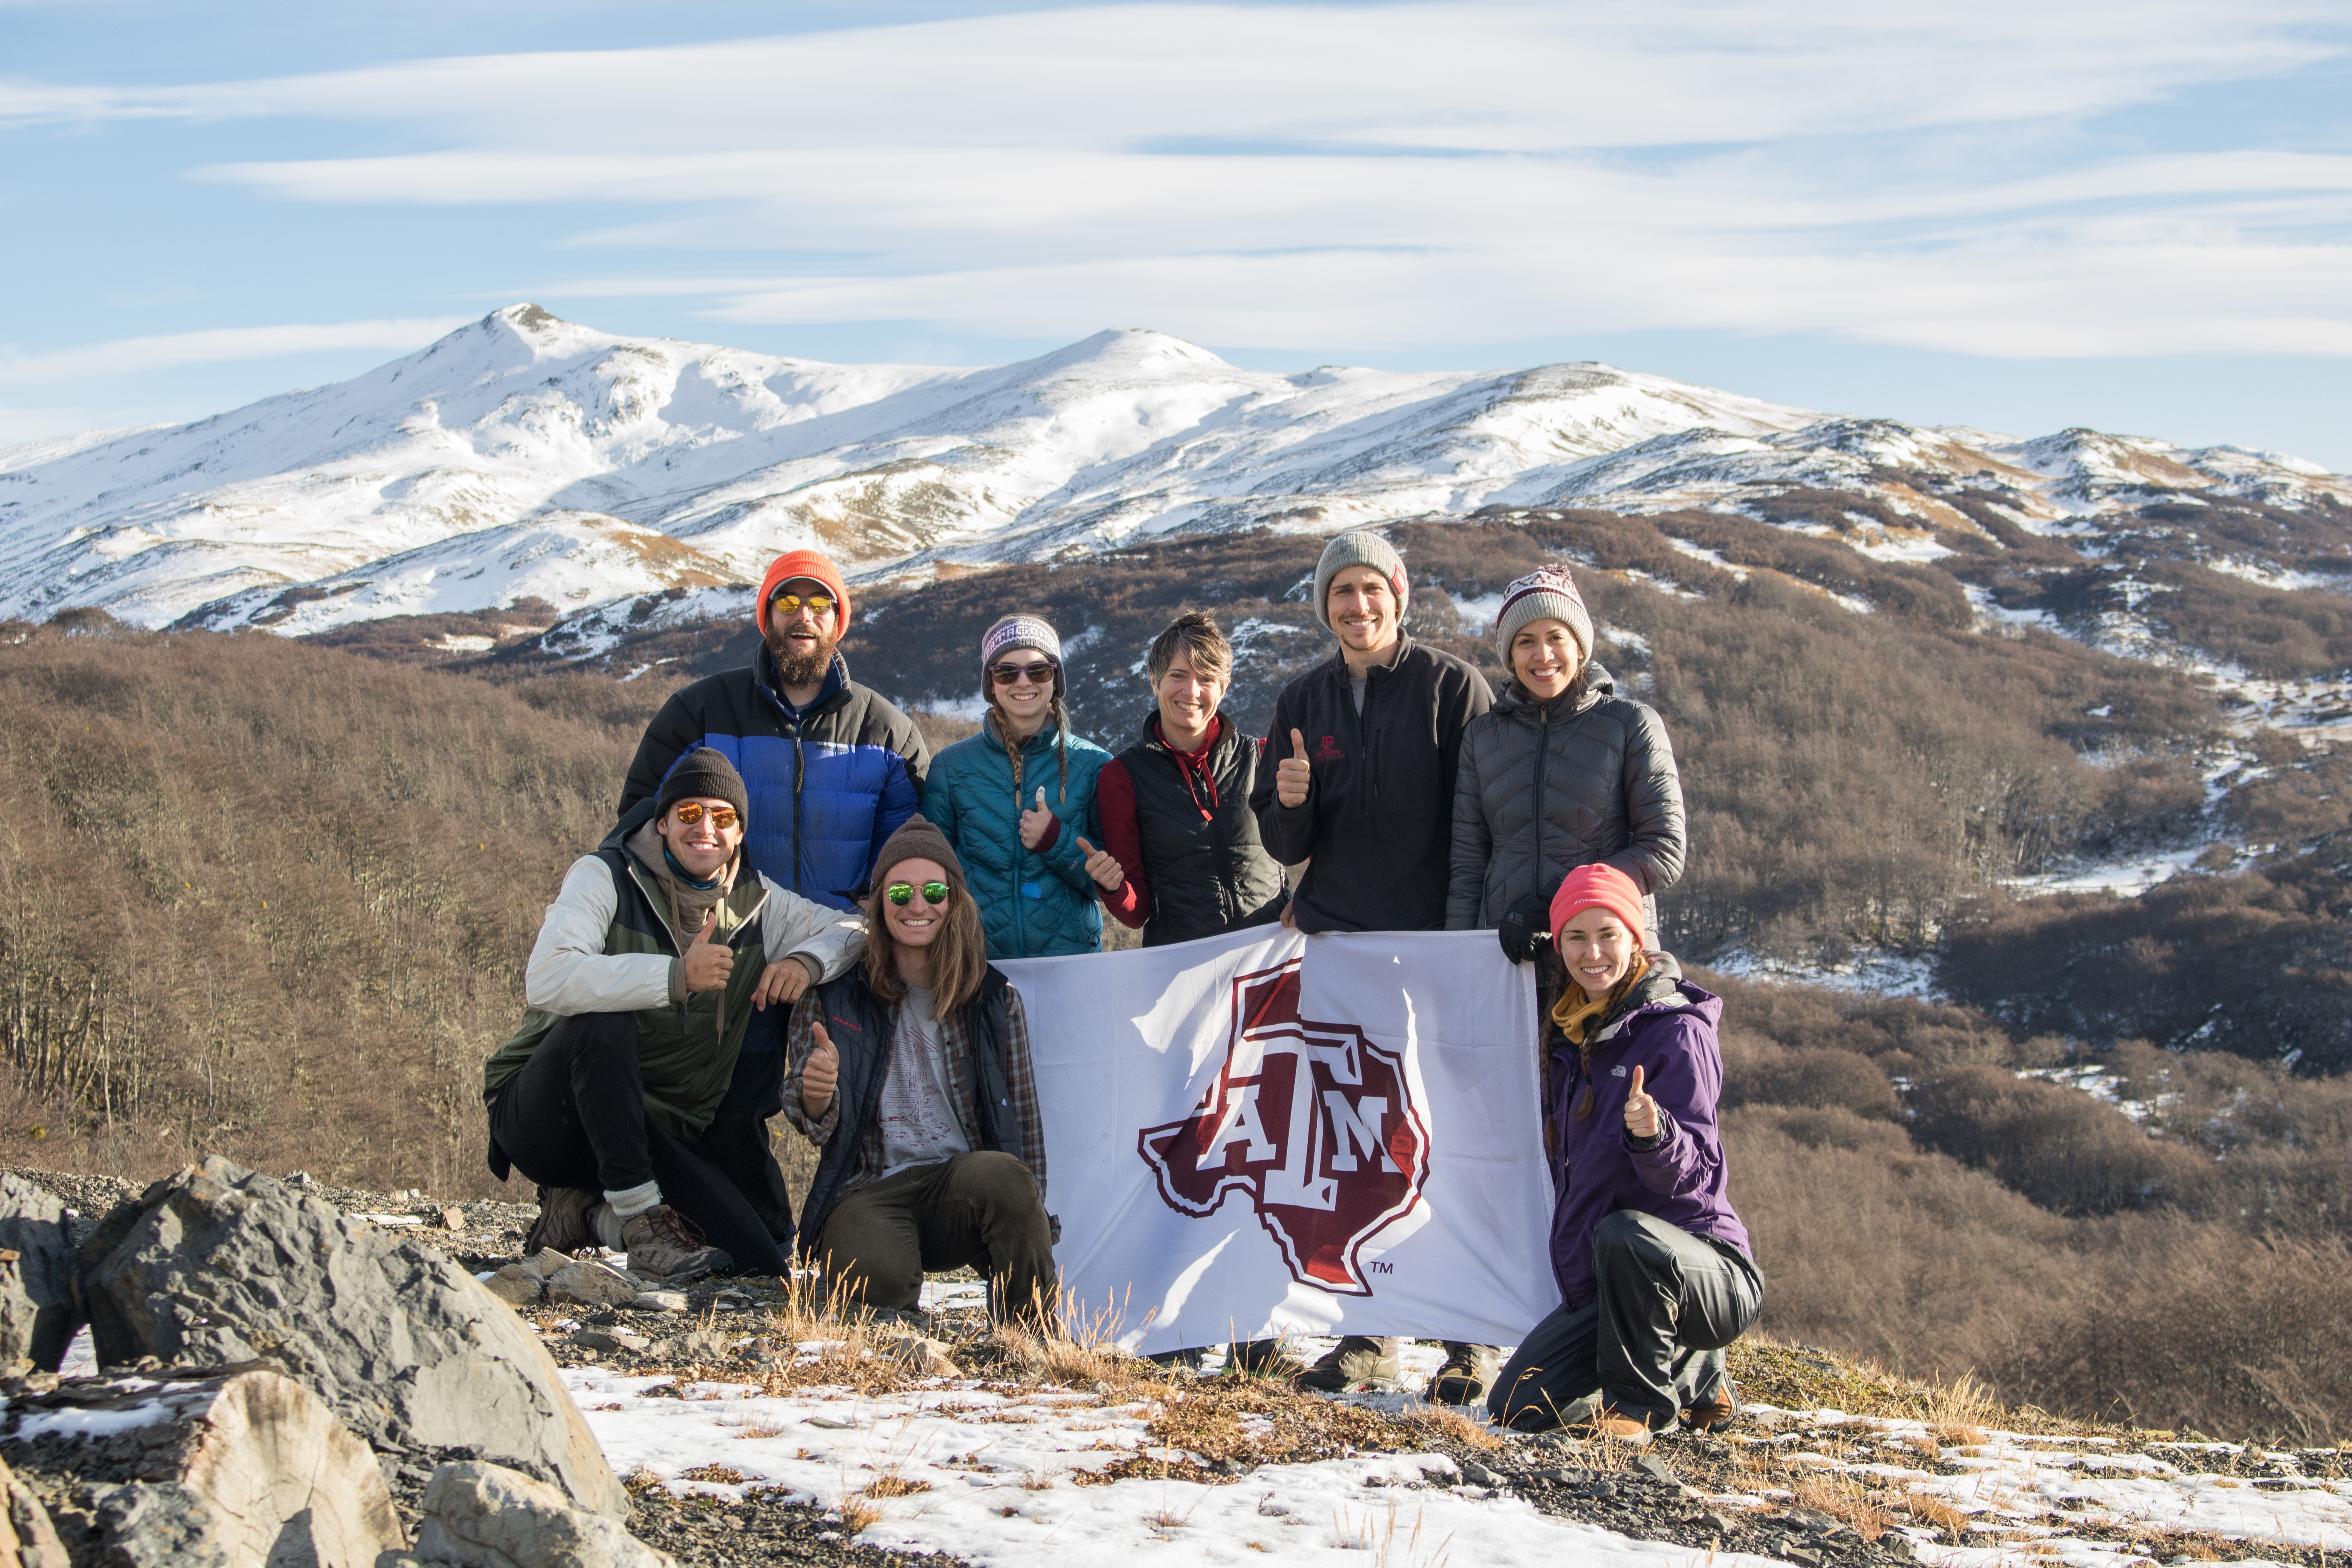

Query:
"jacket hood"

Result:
[[1494, 659, 1616, 720], [1584, 951, 1723, 1046]]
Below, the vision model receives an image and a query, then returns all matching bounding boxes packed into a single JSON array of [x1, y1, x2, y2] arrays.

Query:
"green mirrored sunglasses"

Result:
[[885, 880, 951, 907]]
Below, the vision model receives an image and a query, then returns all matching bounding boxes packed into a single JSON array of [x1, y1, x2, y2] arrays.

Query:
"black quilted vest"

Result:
[[1118, 716, 1287, 947], [796, 965, 1022, 1256]]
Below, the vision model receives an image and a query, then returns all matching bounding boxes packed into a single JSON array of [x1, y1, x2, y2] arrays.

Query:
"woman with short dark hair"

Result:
[[1093, 610, 1288, 946]]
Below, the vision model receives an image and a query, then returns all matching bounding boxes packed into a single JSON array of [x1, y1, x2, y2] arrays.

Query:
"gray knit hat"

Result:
[[1493, 565, 1593, 659], [981, 614, 1061, 668], [1312, 531, 1409, 630]]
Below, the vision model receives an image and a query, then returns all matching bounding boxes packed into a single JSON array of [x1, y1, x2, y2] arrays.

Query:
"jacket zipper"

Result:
[[790, 726, 806, 895], [1532, 701, 1551, 903]]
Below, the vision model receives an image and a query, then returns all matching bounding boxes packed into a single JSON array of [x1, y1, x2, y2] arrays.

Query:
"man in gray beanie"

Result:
[[1248, 529, 1494, 1393]]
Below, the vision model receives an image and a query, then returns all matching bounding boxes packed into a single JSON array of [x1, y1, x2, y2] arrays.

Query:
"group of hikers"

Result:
[[482, 532, 1760, 1441]]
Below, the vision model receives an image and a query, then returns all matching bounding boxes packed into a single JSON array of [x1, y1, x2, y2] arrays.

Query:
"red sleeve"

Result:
[[1094, 757, 1149, 928]]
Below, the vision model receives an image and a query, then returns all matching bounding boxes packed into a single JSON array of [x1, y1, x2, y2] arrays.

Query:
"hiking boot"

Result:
[[1682, 1383, 1739, 1432], [523, 1185, 599, 1256], [1587, 1408, 1655, 1446], [1425, 1343, 1502, 1405], [621, 1206, 732, 1283], [1227, 1340, 1305, 1380], [1294, 1335, 1403, 1393]]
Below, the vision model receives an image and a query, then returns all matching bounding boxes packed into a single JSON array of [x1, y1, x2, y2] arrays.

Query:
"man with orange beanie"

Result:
[[617, 548, 930, 1249]]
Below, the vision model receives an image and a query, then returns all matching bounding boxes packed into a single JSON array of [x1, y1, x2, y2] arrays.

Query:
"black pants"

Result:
[[488, 1011, 790, 1276], [1490, 1210, 1762, 1431]]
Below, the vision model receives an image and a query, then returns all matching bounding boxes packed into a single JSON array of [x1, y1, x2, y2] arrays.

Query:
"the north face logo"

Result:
[[1138, 959, 1429, 1295]]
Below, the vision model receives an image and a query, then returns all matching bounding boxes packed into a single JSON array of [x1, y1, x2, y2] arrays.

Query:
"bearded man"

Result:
[[617, 550, 930, 1249], [621, 549, 930, 911]]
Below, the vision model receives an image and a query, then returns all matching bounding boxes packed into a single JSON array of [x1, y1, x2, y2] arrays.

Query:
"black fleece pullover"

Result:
[[1249, 636, 1494, 933]]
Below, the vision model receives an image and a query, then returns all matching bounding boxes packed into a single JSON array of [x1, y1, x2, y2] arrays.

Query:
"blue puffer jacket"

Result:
[[619, 650, 929, 911], [922, 717, 1112, 958]]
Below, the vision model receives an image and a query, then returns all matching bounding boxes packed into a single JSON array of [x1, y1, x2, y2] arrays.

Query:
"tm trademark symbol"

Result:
[[1368, 1261, 1393, 1275]]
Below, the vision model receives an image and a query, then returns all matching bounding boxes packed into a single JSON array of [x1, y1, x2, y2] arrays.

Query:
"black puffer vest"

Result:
[[1117, 717, 1287, 946], [796, 965, 1023, 1256]]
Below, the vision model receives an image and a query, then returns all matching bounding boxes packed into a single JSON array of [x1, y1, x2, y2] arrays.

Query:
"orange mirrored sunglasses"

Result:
[[670, 802, 740, 829]]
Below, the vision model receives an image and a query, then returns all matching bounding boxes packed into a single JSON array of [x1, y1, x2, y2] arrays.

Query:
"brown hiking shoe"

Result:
[[1587, 1408, 1655, 1446], [621, 1206, 731, 1283], [1294, 1335, 1403, 1393], [1682, 1384, 1738, 1432], [523, 1186, 598, 1256], [1425, 1343, 1502, 1406]]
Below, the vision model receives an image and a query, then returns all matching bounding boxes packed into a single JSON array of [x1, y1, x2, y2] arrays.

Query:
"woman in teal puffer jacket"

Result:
[[921, 615, 1119, 958]]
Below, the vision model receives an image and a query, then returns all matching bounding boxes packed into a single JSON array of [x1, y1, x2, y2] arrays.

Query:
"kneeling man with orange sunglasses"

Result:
[[484, 748, 866, 1283]]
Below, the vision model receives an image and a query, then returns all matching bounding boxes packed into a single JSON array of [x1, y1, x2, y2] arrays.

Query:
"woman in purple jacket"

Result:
[[1488, 864, 1762, 1441]]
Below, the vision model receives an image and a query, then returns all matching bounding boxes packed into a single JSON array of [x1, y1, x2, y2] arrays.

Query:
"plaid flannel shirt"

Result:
[[782, 984, 1047, 1204]]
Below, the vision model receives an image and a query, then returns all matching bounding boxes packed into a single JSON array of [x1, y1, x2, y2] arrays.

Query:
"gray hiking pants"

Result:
[[1490, 1209, 1762, 1431]]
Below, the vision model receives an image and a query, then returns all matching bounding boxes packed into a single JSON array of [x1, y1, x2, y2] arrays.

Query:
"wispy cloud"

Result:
[[0, 318, 469, 388], [6, 1, 2350, 363]]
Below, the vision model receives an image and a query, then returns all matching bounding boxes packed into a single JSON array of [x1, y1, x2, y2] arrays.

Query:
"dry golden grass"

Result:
[[1902, 1494, 1973, 1534], [837, 1494, 883, 1534], [1402, 1405, 1504, 1453], [1787, 1470, 1895, 1540], [859, 1474, 932, 1499], [729, 1417, 788, 1440]]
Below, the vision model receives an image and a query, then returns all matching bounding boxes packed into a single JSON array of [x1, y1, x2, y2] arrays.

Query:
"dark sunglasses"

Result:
[[670, 802, 739, 829], [885, 880, 952, 907], [769, 592, 835, 617], [990, 659, 1058, 687]]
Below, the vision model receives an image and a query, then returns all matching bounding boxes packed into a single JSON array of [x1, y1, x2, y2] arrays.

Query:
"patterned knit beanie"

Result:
[[981, 614, 1061, 670], [1495, 565, 1593, 659], [1312, 531, 1409, 630]]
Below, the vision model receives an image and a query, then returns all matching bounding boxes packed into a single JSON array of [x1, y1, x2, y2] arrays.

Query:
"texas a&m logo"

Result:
[[1138, 960, 1429, 1295]]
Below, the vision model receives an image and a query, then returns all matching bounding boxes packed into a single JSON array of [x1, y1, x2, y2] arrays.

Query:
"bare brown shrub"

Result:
[[1907, 1065, 2215, 1216]]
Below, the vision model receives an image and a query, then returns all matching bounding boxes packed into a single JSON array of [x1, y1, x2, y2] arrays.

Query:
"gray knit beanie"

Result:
[[1493, 565, 1593, 659], [1312, 531, 1409, 630]]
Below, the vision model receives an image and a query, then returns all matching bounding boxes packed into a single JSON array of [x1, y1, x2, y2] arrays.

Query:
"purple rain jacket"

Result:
[[1545, 953, 1751, 1308]]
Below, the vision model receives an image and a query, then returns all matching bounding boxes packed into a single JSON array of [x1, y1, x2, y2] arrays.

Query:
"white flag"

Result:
[[1001, 927, 1561, 1357]]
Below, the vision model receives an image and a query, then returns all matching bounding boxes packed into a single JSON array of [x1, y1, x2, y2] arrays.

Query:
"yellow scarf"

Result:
[[1551, 951, 1651, 1044]]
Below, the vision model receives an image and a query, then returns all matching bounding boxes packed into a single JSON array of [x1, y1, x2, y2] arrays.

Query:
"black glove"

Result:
[[1497, 891, 1553, 965]]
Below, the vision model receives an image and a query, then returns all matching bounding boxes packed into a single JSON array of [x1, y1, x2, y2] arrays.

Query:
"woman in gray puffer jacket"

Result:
[[1447, 566, 1687, 960]]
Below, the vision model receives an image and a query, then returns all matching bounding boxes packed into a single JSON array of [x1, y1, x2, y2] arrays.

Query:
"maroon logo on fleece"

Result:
[[1138, 960, 1429, 1295], [1314, 735, 1345, 762]]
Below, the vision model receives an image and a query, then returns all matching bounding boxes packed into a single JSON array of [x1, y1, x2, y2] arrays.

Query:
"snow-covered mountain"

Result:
[[0, 303, 2341, 633]]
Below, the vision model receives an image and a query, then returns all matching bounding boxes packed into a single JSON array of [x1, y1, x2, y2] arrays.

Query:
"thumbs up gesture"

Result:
[[1276, 728, 1312, 809], [1077, 836, 1125, 891], [801, 1020, 840, 1118], [1018, 785, 1057, 850], [1623, 1064, 1661, 1141], [680, 908, 735, 993]]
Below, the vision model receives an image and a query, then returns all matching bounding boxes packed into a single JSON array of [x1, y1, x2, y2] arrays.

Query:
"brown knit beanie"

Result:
[[870, 815, 965, 895]]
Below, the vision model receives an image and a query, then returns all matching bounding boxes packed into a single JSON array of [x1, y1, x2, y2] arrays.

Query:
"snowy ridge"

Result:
[[0, 305, 2342, 633]]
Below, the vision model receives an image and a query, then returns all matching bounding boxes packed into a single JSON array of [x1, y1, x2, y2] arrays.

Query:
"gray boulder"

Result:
[[76, 1158, 625, 1517], [411, 1462, 672, 1568], [0, 1175, 79, 1372]]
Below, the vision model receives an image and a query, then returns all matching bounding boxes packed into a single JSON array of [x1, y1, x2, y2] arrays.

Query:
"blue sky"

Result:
[[5, 0, 2349, 466]]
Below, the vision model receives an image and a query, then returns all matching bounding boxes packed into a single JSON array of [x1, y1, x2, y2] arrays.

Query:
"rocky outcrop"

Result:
[[0, 1454, 66, 1568], [0, 1368, 401, 1567], [75, 1158, 626, 1517], [0, 1176, 79, 1372], [405, 1462, 673, 1568]]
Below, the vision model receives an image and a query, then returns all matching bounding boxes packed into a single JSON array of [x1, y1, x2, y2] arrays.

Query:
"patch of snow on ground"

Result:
[[559, 1357, 2352, 1568], [2018, 1065, 2172, 1124], [1702, 949, 1942, 999], [2005, 846, 2207, 898], [1666, 538, 1747, 579], [1449, 590, 1507, 633]]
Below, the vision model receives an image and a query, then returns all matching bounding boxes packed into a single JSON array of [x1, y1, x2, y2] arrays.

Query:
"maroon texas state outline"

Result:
[[1138, 958, 1430, 1295]]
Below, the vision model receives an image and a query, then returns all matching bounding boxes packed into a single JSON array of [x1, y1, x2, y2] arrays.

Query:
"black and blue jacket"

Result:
[[619, 648, 930, 911]]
